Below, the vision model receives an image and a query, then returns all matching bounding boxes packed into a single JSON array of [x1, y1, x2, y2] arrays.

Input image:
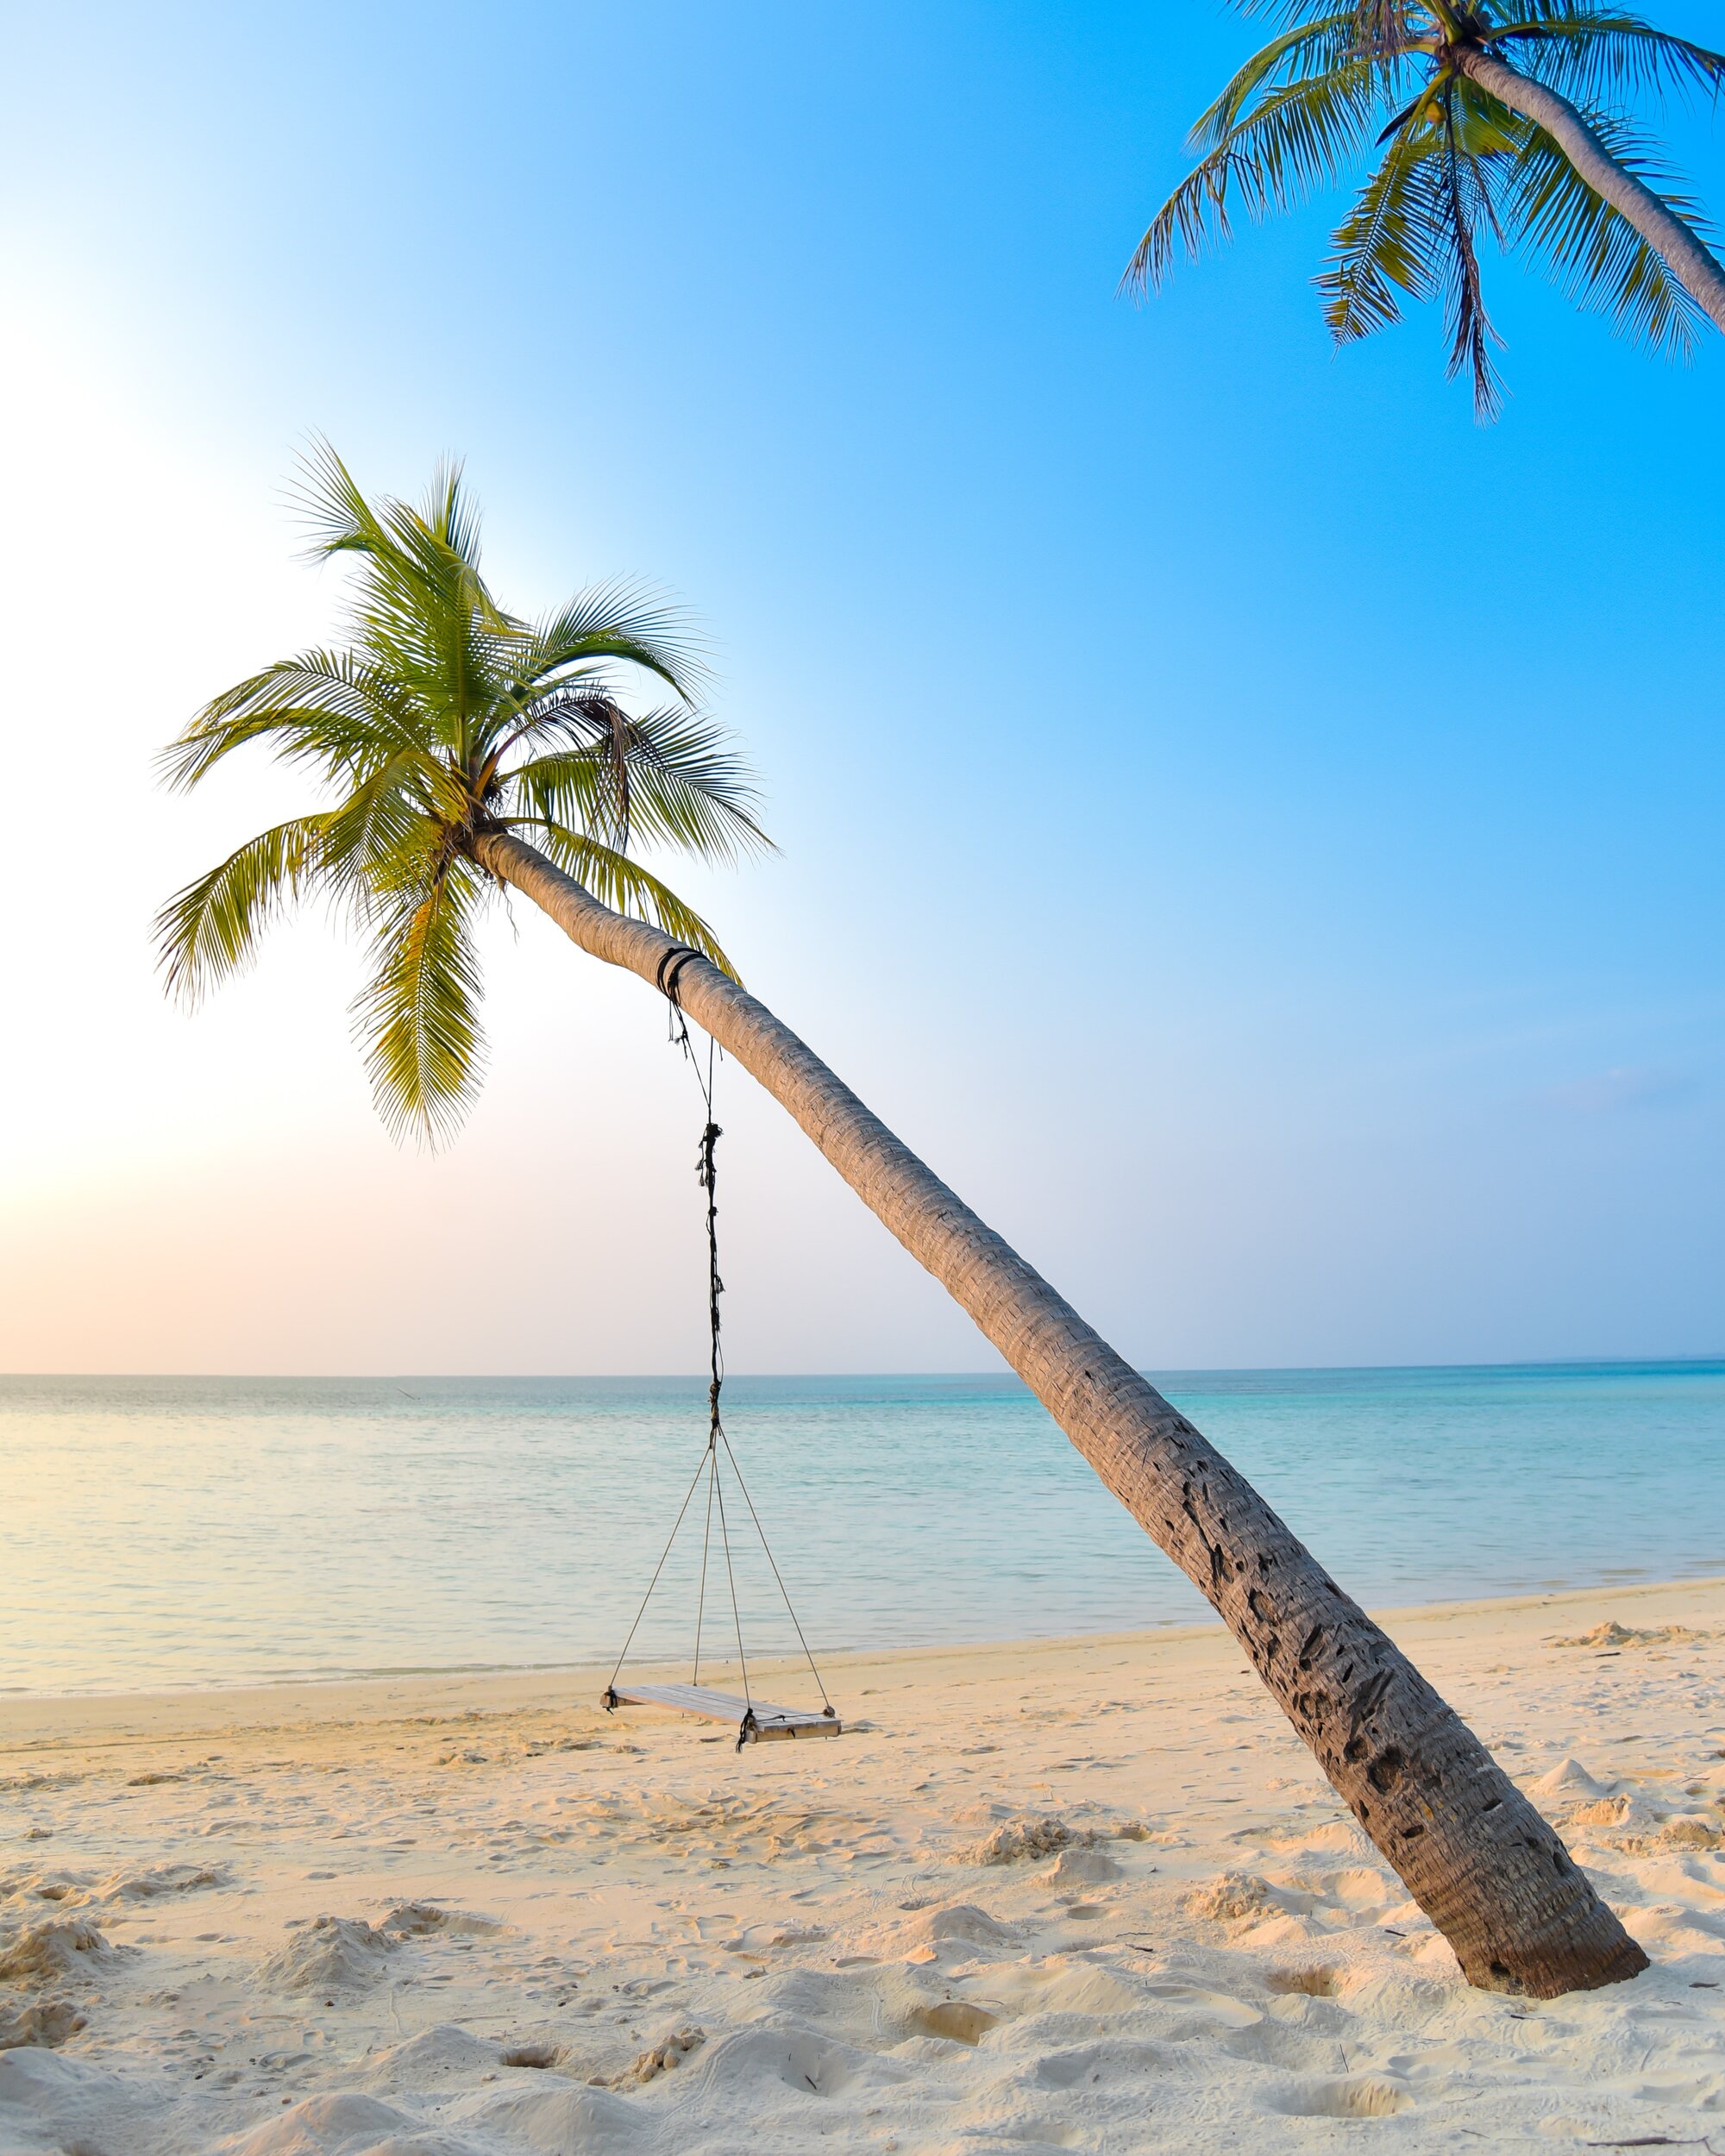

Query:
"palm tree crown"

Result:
[[157, 444, 768, 1143], [1128, 2, 1725, 416]]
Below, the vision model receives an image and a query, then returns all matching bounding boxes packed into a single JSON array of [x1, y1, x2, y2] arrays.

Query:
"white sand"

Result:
[[3, 1576, 1725, 2154]]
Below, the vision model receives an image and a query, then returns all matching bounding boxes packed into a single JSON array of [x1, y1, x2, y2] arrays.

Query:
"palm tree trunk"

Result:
[[475, 828, 1647, 1998], [1458, 49, 1725, 335]]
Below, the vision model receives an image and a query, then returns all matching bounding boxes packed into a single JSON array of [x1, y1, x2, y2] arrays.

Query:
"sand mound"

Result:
[[360, 2028, 501, 2093], [1183, 1872, 1281, 1923], [0, 1868, 92, 1908], [1048, 1845, 1122, 1885], [1656, 1814, 1722, 1850], [594, 2024, 706, 2088], [0, 1917, 111, 1987], [906, 1902, 1016, 1948], [0, 1997, 85, 2050], [254, 1915, 398, 1996], [1568, 1794, 1634, 1828], [1551, 1620, 1709, 1650], [0, 2048, 147, 2152], [448, 2078, 644, 2147], [856, 1901, 1019, 1960], [223, 2090, 420, 2154], [964, 1814, 1088, 1864], [686, 2016, 904, 2098], [1527, 1757, 1614, 1802]]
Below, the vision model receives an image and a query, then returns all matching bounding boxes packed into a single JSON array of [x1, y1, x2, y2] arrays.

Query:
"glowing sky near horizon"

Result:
[[1, 2, 1721, 1376]]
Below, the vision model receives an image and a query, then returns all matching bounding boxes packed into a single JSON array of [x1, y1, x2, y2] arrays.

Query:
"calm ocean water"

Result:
[[2, 1363, 1722, 1695]]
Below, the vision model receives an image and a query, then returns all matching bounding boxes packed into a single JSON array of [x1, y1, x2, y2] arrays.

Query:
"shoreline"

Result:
[[3, 1568, 1722, 1739]]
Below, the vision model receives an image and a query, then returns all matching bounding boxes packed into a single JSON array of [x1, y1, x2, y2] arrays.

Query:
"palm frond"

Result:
[[159, 651, 430, 792], [315, 751, 455, 904], [1503, 108, 1707, 351], [1488, 4, 1725, 106], [367, 484, 505, 653], [511, 705, 769, 864], [515, 580, 706, 704], [417, 454, 484, 567], [1320, 122, 1435, 340], [528, 693, 636, 850], [1323, 79, 1509, 416], [288, 436, 395, 565], [593, 705, 769, 862], [1135, 0, 1725, 418], [353, 868, 489, 1147], [1230, 1, 1429, 59], [1125, 59, 1383, 294], [1191, 10, 1368, 147], [514, 822, 739, 977], [155, 816, 328, 1005], [1434, 91, 1508, 420], [1352, 0, 1422, 59], [291, 438, 519, 755]]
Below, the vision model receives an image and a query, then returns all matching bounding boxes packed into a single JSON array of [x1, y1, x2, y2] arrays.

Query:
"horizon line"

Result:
[[3, 1354, 1722, 1384]]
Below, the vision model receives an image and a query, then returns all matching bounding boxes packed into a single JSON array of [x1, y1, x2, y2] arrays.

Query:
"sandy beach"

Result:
[[3, 1576, 1725, 2153]]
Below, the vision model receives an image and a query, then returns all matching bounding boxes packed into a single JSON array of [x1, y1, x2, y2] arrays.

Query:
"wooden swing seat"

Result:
[[604, 1681, 841, 1742]]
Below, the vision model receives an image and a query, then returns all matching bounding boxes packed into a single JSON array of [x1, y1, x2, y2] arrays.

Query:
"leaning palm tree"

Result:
[[159, 446, 1647, 1997], [1128, 2, 1725, 416]]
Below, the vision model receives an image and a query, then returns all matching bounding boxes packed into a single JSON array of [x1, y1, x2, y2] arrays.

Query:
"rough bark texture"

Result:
[[1460, 49, 1725, 336], [475, 829, 1649, 1999]]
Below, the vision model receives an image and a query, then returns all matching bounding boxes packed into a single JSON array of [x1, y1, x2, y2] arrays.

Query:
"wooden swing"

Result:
[[602, 996, 840, 1752]]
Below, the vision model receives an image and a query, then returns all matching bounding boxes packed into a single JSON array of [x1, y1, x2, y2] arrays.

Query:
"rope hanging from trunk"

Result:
[[603, 957, 834, 1735]]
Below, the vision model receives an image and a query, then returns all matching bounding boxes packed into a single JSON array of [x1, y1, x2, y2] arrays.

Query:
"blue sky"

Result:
[[2, 2, 1721, 1372]]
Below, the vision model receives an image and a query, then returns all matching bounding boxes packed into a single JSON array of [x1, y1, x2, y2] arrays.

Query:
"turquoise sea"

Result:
[[1, 1362, 1722, 1695]]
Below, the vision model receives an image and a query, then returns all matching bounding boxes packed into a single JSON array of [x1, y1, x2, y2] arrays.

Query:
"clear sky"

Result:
[[2, 3, 1721, 1376]]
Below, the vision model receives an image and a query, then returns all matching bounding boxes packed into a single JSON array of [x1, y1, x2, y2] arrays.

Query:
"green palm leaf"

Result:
[[1504, 108, 1708, 350], [354, 868, 488, 1147], [511, 705, 768, 863], [1431, 96, 1508, 420], [1126, 58, 1383, 293], [1321, 121, 1436, 339], [156, 816, 329, 1005], [1490, 3, 1725, 104], [159, 651, 426, 793], [292, 438, 521, 760], [514, 582, 706, 706], [1192, 10, 1371, 147], [317, 752, 452, 897], [516, 823, 737, 975]]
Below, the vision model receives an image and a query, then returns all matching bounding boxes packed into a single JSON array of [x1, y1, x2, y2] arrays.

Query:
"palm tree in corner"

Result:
[[159, 445, 1647, 1997], [1128, 2, 1725, 416]]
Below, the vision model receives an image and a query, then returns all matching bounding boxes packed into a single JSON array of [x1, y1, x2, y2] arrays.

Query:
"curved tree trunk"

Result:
[[1459, 49, 1725, 335], [475, 828, 1647, 1998]]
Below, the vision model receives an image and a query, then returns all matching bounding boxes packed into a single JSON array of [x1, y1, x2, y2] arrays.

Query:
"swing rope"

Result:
[[605, 983, 834, 1725]]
